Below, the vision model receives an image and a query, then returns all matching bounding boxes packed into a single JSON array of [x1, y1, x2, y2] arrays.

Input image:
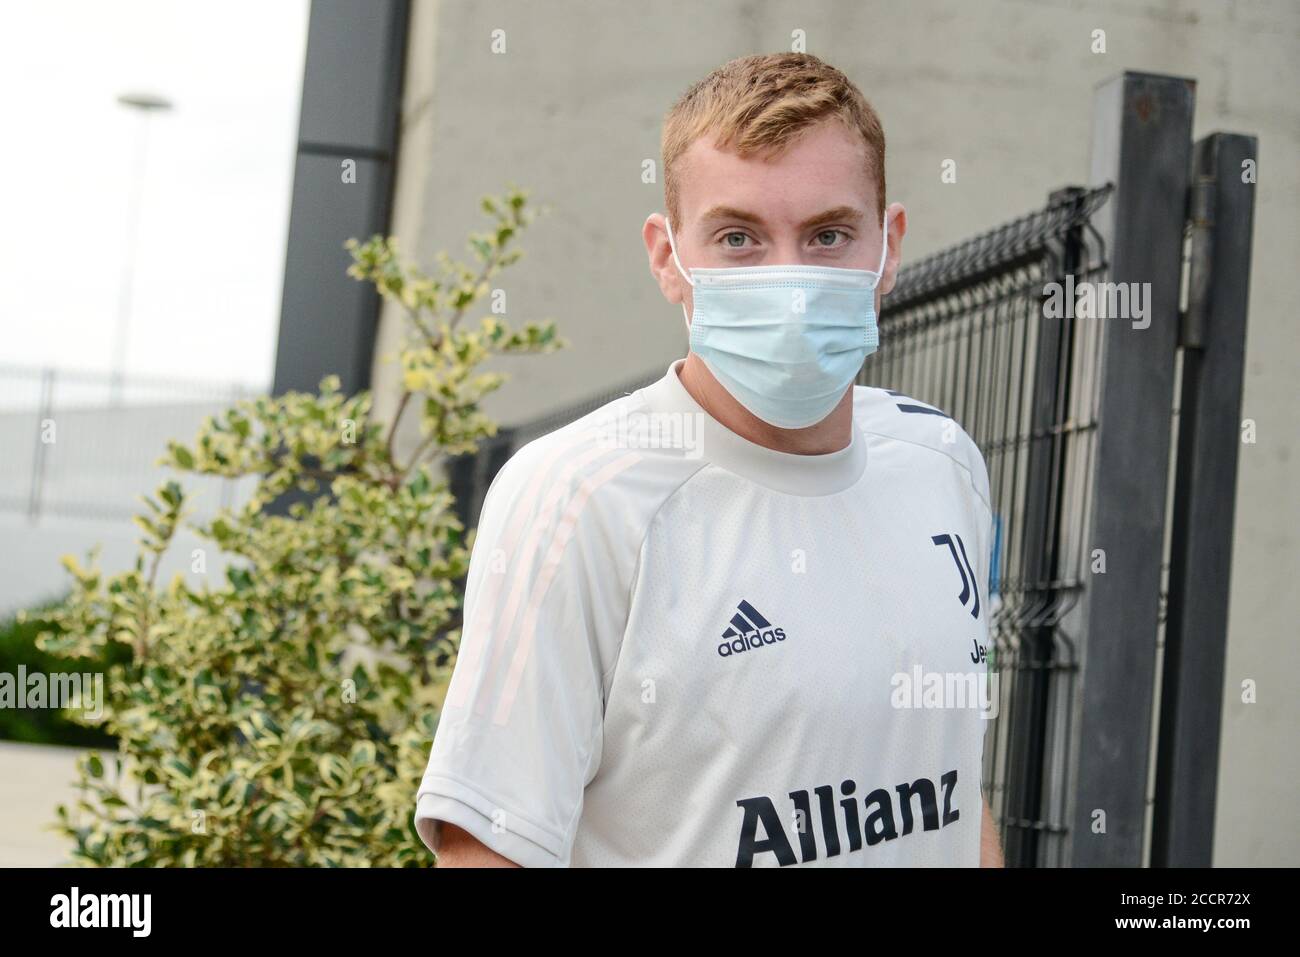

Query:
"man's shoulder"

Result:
[[483, 388, 707, 527], [852, 385, 991, 511]]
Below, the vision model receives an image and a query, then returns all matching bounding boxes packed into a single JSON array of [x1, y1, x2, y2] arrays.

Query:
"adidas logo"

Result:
[[718, 600, 787, 658]]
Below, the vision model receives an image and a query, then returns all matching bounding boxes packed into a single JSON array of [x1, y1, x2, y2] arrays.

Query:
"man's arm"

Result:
[[434, 822, 521, 868], [412, 435, 624, 868], [980, 798, 1004, 867]]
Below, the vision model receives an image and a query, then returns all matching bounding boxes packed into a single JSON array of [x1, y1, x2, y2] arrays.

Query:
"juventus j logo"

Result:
[[932, 533, 980, 620]]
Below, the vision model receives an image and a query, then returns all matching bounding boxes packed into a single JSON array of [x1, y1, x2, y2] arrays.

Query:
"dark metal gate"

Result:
[[860, 72, 1255, 866]]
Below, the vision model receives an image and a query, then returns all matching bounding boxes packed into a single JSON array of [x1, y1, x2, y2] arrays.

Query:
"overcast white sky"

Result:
[[0, 0, 309, 391]]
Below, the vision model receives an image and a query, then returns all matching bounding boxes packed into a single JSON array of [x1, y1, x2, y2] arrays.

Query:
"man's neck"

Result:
[[676, 353, 854, 456]]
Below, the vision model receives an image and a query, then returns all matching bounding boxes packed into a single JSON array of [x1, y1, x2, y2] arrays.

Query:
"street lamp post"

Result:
[[111, 92, 172, 406]]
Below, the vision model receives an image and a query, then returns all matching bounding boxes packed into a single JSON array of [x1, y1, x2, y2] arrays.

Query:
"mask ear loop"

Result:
[[664, 217, 695, 329], [873, 211, 891, 281], [664, 218, 695, 287]]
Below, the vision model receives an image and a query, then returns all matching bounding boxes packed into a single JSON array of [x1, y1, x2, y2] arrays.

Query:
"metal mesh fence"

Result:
[[0, 365, 260, 522]]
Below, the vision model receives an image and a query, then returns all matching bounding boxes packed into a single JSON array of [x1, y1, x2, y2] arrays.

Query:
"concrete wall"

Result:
[[373, 0, 1299, 864]]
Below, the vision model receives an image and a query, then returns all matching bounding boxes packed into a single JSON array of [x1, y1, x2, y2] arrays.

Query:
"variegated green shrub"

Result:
[[28, 189, 561, 866]]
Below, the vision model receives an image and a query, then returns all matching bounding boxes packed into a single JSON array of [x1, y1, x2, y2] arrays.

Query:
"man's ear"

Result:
[[643, 213, 688, 306], [878, 202, 908, 296]]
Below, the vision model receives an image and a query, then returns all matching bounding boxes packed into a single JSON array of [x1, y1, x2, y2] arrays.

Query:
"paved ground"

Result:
[[0, 741, 86, 866]]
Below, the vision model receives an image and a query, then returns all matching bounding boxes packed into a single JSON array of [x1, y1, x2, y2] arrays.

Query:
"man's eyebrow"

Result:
[[697, 205, 765, 226], [796, 206, 866, 230]]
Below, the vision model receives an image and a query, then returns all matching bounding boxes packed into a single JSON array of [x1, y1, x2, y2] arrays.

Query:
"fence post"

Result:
[[1056, 72, 1194, 866], [27, 368, 56, 522], [1150, 132, 1257, 867]]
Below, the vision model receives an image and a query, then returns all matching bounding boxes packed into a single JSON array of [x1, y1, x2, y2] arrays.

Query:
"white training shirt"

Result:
[[414, 359, 994, 867]]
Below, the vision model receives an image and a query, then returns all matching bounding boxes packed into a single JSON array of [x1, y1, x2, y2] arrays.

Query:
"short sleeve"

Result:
[[413, 433, 642, 866], [956, 427, 994, 598]]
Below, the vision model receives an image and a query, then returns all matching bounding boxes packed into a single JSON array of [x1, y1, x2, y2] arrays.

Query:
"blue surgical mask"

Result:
[[665, 213, 889, 430]]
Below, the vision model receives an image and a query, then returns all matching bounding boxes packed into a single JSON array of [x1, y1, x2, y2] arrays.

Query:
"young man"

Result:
[[414, 53, 1002, 868]]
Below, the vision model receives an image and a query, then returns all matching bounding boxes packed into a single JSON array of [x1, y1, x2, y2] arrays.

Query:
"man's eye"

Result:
[[815, 229, 846, 247], [722, 232, 750, 248]]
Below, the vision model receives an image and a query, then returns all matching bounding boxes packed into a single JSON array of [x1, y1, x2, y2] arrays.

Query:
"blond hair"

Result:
[[662, 53, 886, 225]]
